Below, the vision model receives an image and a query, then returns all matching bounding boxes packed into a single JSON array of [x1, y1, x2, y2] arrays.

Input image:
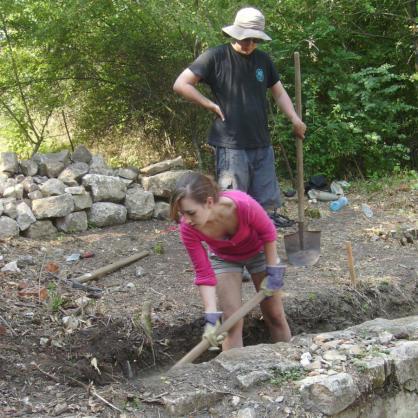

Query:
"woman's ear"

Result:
[[206, 196, 214, 207]]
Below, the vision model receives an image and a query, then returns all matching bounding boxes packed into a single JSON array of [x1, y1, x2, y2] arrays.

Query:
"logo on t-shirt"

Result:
[[255, 68, 264, 82]]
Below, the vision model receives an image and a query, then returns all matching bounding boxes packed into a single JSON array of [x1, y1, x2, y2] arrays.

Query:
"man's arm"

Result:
[[270, 81, 306, 139], [173, 69, 225, 121]]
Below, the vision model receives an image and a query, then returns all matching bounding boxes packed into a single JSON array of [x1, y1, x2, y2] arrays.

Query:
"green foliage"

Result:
[[0, 0, 416, 178], [300, 65, 416, 177], [352, 169, 418, 193], [47, 282, 64, 312], [270, 367, 306, 385], [307, 292, 317, 301], [153, 241, 164, 255]]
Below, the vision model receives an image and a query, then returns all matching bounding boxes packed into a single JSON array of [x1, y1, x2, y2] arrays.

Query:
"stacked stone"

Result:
[[0, 147, 191, 239]]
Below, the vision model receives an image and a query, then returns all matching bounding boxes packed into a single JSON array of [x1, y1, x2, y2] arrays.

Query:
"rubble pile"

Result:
[[0, 147, 190, 239]]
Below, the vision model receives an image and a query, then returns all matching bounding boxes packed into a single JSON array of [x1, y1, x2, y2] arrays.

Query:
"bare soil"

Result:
[[1, 182, 417, 417]]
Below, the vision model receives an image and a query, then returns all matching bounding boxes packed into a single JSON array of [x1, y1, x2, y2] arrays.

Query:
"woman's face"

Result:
[[179, 196, 213, 227]]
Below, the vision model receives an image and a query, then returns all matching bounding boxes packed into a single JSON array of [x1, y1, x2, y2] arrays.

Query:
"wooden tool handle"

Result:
[[76, 250, 150, 284], [171, 291, 266, 369], [294, 52, 305, 248]]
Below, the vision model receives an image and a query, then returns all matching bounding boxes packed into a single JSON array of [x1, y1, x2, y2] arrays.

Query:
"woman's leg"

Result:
[[251, 272, 292, 342], [216, 272, 244, 350]]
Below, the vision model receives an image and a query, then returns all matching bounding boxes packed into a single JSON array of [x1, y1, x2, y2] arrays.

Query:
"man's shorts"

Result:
[[215, 146, 281, 210], [209, 251, 267, 276]]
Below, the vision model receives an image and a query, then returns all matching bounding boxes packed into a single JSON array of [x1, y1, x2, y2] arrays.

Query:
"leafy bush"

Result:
[[0, 0, 416, 178]]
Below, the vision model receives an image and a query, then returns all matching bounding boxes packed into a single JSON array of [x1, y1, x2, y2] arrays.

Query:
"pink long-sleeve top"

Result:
[[179, 190, 277, 286]]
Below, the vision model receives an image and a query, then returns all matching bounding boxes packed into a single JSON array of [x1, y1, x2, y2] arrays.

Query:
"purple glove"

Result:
[[204, 312, 222, 326], [261, 265, 286, 297]]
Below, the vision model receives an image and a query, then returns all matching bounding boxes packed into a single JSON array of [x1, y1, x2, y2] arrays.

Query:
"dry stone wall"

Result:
[[142, 316, 418, 417], [0, 148, 190, 240]]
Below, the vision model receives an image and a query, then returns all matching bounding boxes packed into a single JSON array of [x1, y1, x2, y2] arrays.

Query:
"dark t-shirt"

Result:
[[189, 44, 280, 149]]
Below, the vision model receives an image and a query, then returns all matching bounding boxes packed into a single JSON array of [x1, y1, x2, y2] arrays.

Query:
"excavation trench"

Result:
[[50, 281, 417, 385]]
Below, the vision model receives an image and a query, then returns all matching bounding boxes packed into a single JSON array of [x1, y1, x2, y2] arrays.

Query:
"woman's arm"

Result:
[[199, 285, 218, 311], [264, 240, 279, 266]]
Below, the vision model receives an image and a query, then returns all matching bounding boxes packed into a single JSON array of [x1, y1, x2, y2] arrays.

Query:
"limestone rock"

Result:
[[58, 162, 89, 185], [322, 350, 347, 362], [1, 198, 17, 219], [299, 372, 359, 415], [162, 390, 224, 416], [71, 145, 92, 164], [32, 194, 74, 219], [0, 216, 19, 239], [82, 174, 127, 202], [142, 169, 192, 198], [390, 341, 418, 390], [64, 186, 85, 195], [120, 177, 134, 187], [21, 177, 38, 194], [88, 202, 127, 227], [33, 150, 70, 166], [215, 343, 299, 375], [23, 220, 57, 239], [39, 178, 66, 197], [28, 190, 43, 200], [124, 187, 155, 220], [72, 192, 92, 211], [153, 201, 170, 220], [116, 167, 139, 180], [236, 408, 257, 418], [0, 152, 19, 174], [16, 201, 36, 231], [19, 160, 38, 176], [89, 155, 114, 176], [236, 370, 273, 389], [55, 211, 88, 233], [33, 175, 48, 184], [38, 160, 65, 178], [140, 156, 184, 176], [3, 184, 23, 200], [361, 356, 391, 389]]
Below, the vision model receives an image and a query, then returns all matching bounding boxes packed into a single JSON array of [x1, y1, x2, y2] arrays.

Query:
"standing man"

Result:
[[173, 7, 306, 228]]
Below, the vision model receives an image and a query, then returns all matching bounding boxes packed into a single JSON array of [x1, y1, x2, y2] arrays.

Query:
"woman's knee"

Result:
[[261, 301, 286, 325], [263, 310, 286, 327]]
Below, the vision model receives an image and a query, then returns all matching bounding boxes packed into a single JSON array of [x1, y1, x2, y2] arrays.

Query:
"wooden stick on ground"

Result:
[[67, 376, 122, 413], [346, 241, 358, 288], [75, 250, 150, 284]]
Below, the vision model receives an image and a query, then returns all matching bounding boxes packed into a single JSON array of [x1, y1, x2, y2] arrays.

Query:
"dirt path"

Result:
[[1, 182, 417, 416]]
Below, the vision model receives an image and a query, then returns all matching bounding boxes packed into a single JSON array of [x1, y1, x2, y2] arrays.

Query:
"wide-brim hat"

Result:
[[222, 7, 272, 41]]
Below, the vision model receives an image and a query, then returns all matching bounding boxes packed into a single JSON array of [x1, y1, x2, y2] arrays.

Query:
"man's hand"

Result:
[[203, 312, 226, 350], [260, 265, 286, 297], [208, 102, 225, 121], [292, 118, 306, 139]]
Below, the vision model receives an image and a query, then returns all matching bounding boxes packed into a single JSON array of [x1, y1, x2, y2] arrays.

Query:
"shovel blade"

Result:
[[284, 230, 321, 267]]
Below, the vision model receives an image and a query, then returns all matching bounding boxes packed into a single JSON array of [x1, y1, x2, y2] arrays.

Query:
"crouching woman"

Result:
[[170, 172, 291, 351]]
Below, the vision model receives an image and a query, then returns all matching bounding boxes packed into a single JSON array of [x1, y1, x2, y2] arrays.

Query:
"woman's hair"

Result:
[[170, 172, 220, 221]]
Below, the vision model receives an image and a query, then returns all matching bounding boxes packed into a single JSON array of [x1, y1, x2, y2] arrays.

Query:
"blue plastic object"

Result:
[[329, 196, 348, 212]]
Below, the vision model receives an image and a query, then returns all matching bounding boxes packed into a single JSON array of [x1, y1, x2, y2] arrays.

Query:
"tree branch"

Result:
[[0, 12, 40, 142]]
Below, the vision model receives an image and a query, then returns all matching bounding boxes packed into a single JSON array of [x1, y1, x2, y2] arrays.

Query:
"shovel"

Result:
[[284, 52, 321, 267], [171, 290, 266, 369]]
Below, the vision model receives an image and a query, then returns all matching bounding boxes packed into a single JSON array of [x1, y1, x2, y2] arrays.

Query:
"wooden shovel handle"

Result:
[[294, 52, 304, 228], [171, 291, 266, 369]]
